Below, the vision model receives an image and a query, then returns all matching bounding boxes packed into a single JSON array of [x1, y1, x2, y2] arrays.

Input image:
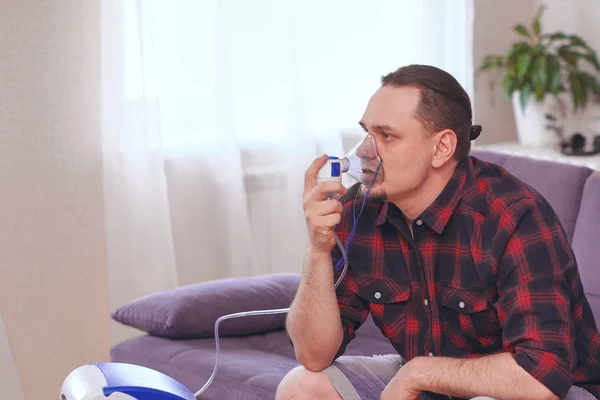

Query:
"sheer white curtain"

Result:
[[102, 0, 473, 344]]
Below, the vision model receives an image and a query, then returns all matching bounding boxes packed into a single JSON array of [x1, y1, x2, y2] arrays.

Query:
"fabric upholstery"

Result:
[[110, 326, 395, 399], [111, 273, 300, 338], [572, 172, 600, 322]]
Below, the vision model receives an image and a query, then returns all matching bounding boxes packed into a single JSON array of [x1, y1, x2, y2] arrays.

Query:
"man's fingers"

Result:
[[309, 180, 347, 202], [304, 154, 329, 195], [319, 213, 342, 229], [312, 199, 344, 216]]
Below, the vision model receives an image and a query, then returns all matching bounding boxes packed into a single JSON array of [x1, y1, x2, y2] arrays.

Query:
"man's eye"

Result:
[[382, 132, 391, 140]]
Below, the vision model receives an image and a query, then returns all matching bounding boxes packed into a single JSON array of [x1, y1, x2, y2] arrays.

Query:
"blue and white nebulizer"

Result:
[[59, 134, 383, 400], [60, 362, 196, 399], [317, 133, 384, 188]]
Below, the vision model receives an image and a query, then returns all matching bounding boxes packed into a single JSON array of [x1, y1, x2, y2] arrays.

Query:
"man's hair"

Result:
[[381, 64, 480, 161]]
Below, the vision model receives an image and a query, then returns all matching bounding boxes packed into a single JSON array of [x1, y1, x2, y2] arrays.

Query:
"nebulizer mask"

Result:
[[59, 134, 383, 400], [317, 133, 384, 188]]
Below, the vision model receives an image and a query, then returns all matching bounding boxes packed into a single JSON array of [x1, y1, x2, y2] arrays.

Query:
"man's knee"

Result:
[[275, 365, 341, 400]]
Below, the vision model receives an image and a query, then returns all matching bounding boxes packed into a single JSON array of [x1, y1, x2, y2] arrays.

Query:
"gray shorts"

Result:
[[322, 354, 598, 400]]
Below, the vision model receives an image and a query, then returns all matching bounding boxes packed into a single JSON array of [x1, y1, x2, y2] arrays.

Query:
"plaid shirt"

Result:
[[332, 155, 600, 399]]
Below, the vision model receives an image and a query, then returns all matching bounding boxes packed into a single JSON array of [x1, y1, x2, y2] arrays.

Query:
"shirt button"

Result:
[[428, 352, 434, 357], [416, 219, 423, 226], [459, 301, 465, 309], [423, 299, 429, 306], [374, 292, 381, 299]]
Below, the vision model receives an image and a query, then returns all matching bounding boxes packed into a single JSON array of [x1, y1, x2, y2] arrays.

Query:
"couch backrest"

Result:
[[471, 150, 599, 324], [571, 172, 600, 323]]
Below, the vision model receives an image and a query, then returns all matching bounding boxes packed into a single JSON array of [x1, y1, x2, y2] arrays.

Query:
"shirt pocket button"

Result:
[[440, 287, 496, 348]]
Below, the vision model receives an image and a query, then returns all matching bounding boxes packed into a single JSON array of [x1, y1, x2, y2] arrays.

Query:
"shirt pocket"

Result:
[[440, 286, 500, 351], [355, 276, 411, 345]]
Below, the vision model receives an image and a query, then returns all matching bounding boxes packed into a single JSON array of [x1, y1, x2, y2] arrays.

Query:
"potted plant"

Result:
[[478, 5, 600, 148]]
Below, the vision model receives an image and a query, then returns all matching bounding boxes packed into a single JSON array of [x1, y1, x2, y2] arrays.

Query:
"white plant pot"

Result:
[[511, 91, 558, 147], [512, 91, 600, 148]]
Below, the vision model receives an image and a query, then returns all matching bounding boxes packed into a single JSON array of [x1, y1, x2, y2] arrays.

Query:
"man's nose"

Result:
[[357, 135, 377, 158]]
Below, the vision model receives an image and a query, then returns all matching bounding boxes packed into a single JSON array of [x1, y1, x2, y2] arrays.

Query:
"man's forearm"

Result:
[[286, 247, 343, 371], [410, 352, 559, 400]]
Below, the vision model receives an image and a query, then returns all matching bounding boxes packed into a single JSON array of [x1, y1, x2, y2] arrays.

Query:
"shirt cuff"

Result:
[[513, 347, 573, 399]]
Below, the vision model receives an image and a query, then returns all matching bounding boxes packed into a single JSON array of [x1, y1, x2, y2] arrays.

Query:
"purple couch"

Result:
[[110, 150, 600, 399]]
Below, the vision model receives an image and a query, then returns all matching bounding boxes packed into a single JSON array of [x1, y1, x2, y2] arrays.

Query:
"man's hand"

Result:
[[303, 154, 347, 253], [380, 359, 422, 400], [381, 353, 559, 400]]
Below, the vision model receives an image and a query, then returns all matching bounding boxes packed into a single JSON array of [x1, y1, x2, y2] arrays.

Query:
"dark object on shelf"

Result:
[[544, 113, 600, 156], [594, 135, 600, 152], [571, 133, 586, 152], [560, 133, 600, 156]]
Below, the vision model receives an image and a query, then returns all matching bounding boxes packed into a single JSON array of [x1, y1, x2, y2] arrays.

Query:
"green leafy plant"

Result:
[[478, 5, 600, 113]]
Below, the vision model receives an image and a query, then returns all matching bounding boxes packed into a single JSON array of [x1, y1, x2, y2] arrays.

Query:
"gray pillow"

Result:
[[111, 273, 301, 339]]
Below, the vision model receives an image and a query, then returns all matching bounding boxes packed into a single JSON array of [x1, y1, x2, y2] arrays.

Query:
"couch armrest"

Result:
[[111, 273, 300, 339]]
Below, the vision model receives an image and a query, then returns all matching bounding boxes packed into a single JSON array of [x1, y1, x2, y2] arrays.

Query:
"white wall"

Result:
[[473, 0, 600, 145], [472, 0, 536, 145], [535, 0, 600, 52], [0, 1, 109, 399], [534, 0, 600, 137], [0, 314, 25, 400]]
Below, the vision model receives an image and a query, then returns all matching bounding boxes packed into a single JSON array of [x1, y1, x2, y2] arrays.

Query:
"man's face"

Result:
[[358, 85, 436, 203]]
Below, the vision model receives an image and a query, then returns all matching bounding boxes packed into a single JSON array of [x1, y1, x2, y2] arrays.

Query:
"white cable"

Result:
[[194, 232, 349, 399]]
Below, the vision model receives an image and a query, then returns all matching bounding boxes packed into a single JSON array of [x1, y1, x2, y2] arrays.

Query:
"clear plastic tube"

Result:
[[193, 232, 349, 399]]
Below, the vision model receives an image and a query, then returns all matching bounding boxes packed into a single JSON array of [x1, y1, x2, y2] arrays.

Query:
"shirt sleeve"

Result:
[[331, 230, 370, 360], [494, 197, 577, 399]]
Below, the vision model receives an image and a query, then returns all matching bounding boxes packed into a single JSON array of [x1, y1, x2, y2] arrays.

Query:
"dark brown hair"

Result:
[[381, 64, 481, 161]]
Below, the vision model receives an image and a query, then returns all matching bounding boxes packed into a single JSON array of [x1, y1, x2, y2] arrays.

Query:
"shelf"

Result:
[[474, 141, 600, 171]]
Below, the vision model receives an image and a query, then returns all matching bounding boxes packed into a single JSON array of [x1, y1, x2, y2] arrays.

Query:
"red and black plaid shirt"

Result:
[[332, 155, 600, 399]]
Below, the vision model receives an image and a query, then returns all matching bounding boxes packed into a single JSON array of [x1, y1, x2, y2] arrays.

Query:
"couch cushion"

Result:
[[572, 172, 600, 323], [111, 273, 300, 339], [471, 149, 593, 242], [111, 327, 395, 400]]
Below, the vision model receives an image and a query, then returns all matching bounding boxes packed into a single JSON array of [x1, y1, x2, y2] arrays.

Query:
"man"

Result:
[[276, 65, 600, 400]]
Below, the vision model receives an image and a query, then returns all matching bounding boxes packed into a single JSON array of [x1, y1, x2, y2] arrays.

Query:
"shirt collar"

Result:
[[375, 201, 389, 226], [375, 157, 470, 234]]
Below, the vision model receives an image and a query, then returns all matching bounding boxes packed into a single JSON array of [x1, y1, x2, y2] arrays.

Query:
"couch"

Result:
[[110, 149, 600, 399]]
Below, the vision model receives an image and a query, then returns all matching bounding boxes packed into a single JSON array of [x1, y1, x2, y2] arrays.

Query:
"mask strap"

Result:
[[369, 134, 383, 165]]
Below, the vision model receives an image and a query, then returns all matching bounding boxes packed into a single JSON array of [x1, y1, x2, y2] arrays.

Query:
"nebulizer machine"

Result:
[[59, 134, 383, 400]]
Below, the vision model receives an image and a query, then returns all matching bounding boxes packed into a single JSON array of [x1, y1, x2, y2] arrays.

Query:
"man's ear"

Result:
[[431, 129, 457, 168]]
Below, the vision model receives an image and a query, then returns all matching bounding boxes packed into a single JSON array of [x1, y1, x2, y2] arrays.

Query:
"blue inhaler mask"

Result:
[[317, 133, 384, 188]]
